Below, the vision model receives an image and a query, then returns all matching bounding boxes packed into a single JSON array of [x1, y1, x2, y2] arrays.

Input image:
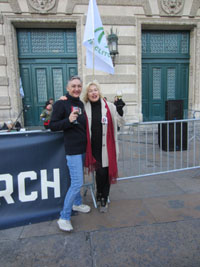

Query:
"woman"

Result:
[[84, 81, 123, 212]]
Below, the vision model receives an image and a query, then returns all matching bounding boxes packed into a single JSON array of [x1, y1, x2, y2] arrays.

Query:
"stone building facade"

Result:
[[0, 0, 200, 126]]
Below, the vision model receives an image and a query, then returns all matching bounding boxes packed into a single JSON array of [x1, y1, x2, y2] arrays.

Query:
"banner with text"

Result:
[[0, 131, 69, 230]]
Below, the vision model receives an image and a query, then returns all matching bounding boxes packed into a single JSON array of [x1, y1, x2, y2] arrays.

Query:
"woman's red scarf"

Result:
[[84, 99, 118, 184]]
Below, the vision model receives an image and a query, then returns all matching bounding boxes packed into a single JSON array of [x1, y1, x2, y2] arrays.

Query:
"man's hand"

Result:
[[69, 110, 79, 123], [59, 96, 78, 123]]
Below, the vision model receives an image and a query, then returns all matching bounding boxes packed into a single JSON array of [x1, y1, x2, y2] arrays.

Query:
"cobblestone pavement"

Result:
[[1, 169, 200, 267]]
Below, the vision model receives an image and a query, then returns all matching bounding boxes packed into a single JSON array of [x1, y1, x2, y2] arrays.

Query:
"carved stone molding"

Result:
[[8, 0, 22, 14], [190, 0, 200, 17], [83, 16, 136, 26], [27, 0, 58, 14], [158, 0, 185, 16], [66, 0, 152, 16]]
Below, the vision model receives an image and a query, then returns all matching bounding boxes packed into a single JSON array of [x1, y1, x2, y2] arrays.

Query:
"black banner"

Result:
[[0, 131, 69, 230]]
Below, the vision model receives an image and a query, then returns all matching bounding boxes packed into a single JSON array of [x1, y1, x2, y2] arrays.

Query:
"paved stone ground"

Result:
[[1, 169, 200, 267]]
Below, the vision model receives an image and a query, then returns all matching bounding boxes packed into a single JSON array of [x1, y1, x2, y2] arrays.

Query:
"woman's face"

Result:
[[87, 84, 100, 102]]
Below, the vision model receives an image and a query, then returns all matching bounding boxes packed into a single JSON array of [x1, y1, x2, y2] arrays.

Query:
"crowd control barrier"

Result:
[[0, 131, 69, 230], [118, 119, 200, 180]]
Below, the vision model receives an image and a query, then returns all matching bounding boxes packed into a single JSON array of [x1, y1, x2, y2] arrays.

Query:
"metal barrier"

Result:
[[84, 118, 200, 207], [83, 172, 97, 208], [117, 119, 200, 181]]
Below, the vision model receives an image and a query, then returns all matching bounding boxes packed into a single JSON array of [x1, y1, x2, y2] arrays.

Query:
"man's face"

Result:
[[67, 78, 82, 98]]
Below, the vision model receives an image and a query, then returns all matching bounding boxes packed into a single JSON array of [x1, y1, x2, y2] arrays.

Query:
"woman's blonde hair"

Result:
[[83, 80, 103, 103]]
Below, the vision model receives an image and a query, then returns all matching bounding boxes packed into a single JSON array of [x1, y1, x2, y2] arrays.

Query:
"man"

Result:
[[49, 76, 90, 232]]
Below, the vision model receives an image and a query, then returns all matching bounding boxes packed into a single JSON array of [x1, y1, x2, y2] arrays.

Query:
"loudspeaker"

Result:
[[165, 100, 183, 120], [158, 122, 187, 151]]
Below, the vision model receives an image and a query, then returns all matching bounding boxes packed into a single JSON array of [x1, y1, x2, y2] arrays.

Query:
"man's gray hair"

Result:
[[67, 76, 82, 86]]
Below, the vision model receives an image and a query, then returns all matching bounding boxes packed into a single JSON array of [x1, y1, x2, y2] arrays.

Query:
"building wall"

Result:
[[0, 0, 200, 125]]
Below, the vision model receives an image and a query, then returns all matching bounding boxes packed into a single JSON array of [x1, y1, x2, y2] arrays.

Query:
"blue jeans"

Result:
[[60, 153, 85, 220]]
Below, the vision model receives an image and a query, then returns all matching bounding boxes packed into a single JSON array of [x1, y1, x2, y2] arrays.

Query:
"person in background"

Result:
[[114, 94, 126, 116], [84, 81, 124, 213], [114, 94, 125, 130], [0, 121, 14, 131], [48, 98, 54, 105], [49, 76, 90, 232], [40, 101, 53, 129]]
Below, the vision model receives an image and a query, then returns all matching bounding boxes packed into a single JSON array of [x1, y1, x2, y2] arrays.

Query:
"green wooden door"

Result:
[[17, 29, 77, 126], [142, 31, 190, 121], [20, 63, 77, 126]]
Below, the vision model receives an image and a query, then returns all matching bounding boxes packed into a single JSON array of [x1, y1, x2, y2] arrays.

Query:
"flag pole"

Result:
[[93, 39, 95, 81], [92, 0, 95, 81]]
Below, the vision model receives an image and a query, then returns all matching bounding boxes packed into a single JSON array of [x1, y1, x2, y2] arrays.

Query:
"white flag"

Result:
[[19, 78, 24, 98], [83, 0, 114, 75]]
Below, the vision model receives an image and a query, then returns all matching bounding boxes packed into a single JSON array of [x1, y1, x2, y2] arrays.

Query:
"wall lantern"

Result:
[[107, 28, 119, 66]]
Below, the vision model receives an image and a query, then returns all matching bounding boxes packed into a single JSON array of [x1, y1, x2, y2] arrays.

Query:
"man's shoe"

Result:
[[72, 204, 91, 213], [57, 218, 73, 232]]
